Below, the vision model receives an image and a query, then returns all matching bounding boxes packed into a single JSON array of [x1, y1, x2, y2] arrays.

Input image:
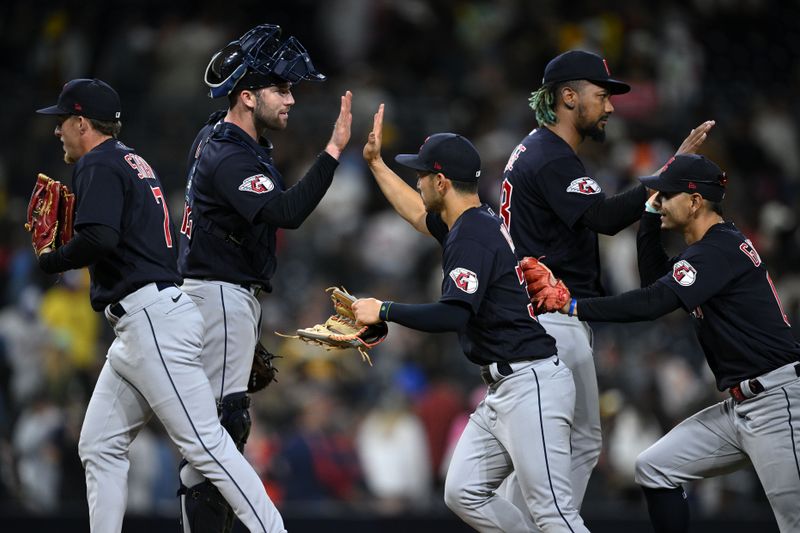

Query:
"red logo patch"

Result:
[[566, 177, 601, 195], [238, 174, 275, 194], [672, 260, 697, 286], [449, 267, 479, 294], [433, 162, 442, 170], [602, 58, 611, 75], [74, 102, 83, 111]]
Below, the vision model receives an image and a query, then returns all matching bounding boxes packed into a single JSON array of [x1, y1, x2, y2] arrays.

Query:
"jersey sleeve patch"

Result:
[[566, 177, 602, 195], [238, 174, 275, 194], [672, 260, 697, 286], [449, 267, 479, 294]]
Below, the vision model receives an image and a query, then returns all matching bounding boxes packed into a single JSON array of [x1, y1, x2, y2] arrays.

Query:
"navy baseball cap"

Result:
[[36, 78, 122, 121], [395, 133, 481, 182], [640, 154, 727, 202], [543, 50, 630, 95]]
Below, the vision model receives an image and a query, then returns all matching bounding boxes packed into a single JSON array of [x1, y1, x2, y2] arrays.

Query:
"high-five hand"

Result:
[[363, 103, 384, 163], [325, 90, 353, 159], [675, 120, 715, 156]]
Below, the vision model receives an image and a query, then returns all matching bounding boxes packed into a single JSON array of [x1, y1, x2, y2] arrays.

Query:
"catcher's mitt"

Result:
[[278, 287, 387, 365], [24, 173, 75, 256], [520, 256, 571, 314], [247, 340, 281, 393]]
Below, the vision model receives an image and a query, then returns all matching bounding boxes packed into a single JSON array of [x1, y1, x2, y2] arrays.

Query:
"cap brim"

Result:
[[639, 174, 681, 192], [592, 78, 630, 95], [36, 104, 70, 115], [395, 154, 431, 172]]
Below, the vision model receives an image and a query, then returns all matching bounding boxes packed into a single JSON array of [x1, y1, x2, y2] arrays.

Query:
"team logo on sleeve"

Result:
[[567, 177, 601, 195], [449, 267, 479, 294], [238, 174, 275, 194], [672, 260, 697, 286]]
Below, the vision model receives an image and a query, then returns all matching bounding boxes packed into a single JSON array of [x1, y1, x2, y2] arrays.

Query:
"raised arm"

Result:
[[257, 91, 352, 229], [363, 104, 429, 235]]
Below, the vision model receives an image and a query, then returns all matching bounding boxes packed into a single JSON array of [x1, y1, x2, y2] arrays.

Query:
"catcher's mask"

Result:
[[204, 24, 326, 98]]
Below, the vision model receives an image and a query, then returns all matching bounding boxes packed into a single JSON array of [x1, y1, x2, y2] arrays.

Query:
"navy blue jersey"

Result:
[[178, 120, 285, 287], [72, 139, 181, 311], [656, 222, 800, 389], [500, 128, 605, 297], [427, 204, 557, 365]]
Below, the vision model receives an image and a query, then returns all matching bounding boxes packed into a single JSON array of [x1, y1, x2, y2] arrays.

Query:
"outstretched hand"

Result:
[[675, 120, 715, 156], [363, 103, 384, 164], [325, 90, 353, 160]]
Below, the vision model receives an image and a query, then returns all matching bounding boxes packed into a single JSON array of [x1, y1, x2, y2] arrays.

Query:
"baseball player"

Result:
[[353, 104, 588, 532], [554, 154, 800, 532], [499, 49, 715, 511], [177, 24, 352, 531], [34, 79, 283, 532]]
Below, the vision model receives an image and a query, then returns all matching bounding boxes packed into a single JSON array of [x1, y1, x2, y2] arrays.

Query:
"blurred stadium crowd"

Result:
[[1, 0, 799, 525]]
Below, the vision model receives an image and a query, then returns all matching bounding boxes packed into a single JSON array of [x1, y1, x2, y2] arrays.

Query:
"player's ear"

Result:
[[690, 193, 705, 213], [560, 86, 577, 110], [239, 89, 258, 110]]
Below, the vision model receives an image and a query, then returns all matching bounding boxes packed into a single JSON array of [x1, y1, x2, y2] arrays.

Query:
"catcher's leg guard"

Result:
[[178, 393, 252, 533], [219, 392, 251, 452], [178, 473, 235, 533]]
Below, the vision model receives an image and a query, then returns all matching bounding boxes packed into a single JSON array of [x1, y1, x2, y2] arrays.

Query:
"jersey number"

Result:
[[150, 186, 173, 248], [767, 272, 791, 327], [180, 203, 193, 238], [515, 264, 537, 321], [740, 240, 789, 326], [499, 179, 513, 229]]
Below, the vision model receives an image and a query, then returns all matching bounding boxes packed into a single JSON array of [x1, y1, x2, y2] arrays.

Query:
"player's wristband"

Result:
[[379, 301, 393, 321], [645, 202, 660, 214], [567, 298, 577, 317]]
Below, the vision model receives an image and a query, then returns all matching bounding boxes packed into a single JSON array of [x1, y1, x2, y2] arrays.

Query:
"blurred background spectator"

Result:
[[0, 0, 798, 530]]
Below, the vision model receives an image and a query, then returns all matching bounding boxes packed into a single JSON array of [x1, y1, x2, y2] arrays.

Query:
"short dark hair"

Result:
[[89, 118, 122, 138], [450, 179, 479, 194], [708, 200, 723, 216]]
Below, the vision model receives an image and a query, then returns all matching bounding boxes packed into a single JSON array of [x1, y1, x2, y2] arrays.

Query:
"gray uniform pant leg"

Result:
[[502, 313, 600, 520], [635, 378, 800, 532], [181, 279, 260, 400], [445, 357, 589, 533], [80, 361, 151, 533], [79, 287, 283, 533]]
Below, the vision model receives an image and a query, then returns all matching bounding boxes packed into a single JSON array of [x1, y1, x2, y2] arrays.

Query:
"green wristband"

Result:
[[379, 301, 393, 321]]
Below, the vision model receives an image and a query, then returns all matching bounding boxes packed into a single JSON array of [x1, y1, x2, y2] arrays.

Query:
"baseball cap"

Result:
[[395, 133, 481, 182], [639, 154, 727, 202], [36, 78, 122, 121], [543, 50, 630, 95]]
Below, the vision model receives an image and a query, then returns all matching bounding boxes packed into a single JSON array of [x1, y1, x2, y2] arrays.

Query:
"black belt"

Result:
[[240, 283, 263, 297], [109, 281, 175, 318], [728, 363, 800, 403], [480, 359, 540, 386], [728, 379, 765, 403]]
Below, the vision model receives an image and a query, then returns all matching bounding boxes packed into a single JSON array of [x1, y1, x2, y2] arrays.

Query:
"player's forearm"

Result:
[[580, 183, 647, 235], [574, 282, 681, 322], [379, 300, 471, 332], [368, 158, 429, 234], [637, 212, 672, 286], [256, 151, 338, 229], [38, 224, 119, 274]]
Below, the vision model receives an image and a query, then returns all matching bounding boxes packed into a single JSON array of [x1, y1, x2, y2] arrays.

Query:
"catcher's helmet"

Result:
[[204, 24, 326, 98]]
